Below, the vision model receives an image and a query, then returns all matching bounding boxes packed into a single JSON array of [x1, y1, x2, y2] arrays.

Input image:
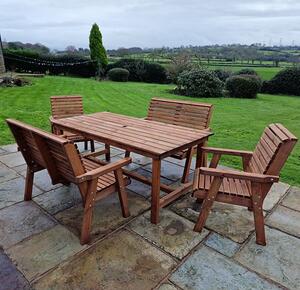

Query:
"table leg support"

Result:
[[151, 159, 161, 224]]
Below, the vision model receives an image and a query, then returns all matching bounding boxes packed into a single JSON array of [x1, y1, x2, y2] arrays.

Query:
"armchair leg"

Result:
[[114, 168, 130, 218], [181, 148, 193, 183], [194, 177, 222, 232], [252, 183, 266, 246], [90, 140, 95, 152], [80, 179, 97, 245], [125, 151, 130, 158], [105, 144, 111, 161], [24, 167, 34, 201]]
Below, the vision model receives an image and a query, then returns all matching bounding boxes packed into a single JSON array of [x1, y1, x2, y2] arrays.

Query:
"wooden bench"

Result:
[[50, 95, 109, 156], [192, 123, 297, 245], [6, 119, 131, 244], [146, 98, 213, 183]]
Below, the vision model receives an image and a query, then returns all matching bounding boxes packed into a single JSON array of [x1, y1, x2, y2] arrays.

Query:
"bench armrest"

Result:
[[76, 157, 132, 182], [198, 167, 279, 183]]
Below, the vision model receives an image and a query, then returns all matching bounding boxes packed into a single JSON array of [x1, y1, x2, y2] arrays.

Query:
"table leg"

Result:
[[151, 158, 161, 224]]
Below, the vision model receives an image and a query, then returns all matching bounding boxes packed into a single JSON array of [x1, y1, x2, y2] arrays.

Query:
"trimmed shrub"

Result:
[[261, 67, 300, 96], [107, 68, 129, 82], [226, 75, 261, 98], [213, 69, 232, 82], [106, 58, 167, 83], [176, 68, 224, 98], [235, 68, 258, 76]]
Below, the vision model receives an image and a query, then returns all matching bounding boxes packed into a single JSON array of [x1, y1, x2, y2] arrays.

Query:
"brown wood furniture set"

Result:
[[6, 96, 297, 245]]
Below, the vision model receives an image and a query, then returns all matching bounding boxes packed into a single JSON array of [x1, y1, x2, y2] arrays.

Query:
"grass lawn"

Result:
[[0, 76, 299, 186]]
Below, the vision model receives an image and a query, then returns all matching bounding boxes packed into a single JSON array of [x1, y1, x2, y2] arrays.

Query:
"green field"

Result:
[[0, 76, 299, 186]]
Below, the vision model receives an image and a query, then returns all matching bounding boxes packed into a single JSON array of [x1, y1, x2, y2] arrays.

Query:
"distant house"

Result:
[[0, 35, 6, 74]]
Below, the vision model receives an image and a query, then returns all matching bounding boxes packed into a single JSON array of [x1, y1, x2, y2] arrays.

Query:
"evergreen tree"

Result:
[[89, 23, 108, 72]]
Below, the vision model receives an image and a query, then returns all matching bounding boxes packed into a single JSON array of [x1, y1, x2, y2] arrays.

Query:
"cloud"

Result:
[[0, 0, 299, 49]]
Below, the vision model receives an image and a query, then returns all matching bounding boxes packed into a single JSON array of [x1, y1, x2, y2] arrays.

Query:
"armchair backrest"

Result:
[[50, 95, 84, 119], [146, 98, 213, 130], [248, 124, 297, 176]]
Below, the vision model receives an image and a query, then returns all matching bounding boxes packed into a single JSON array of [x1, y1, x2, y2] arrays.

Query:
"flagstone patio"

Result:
[[0, 142, 299, 290]]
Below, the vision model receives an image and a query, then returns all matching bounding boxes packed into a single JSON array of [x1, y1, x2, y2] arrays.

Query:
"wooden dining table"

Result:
[[51, 112, 213, 224]]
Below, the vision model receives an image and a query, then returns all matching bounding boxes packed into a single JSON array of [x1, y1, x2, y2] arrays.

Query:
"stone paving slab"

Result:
[[170, 195, 261, 243], [170, 245, 281, 290], [0, 248, 32, 290], [0, 202, 56, 249], [281, 186, 300, 212], [263, 182, 290, 211], [130, 152, 152, 166], [157, 282, 179, 290], [0, 148, 6, 155], [0, 143, 18, 153], [7, 225, 85, 281], [0, 177, 42, 210], [33, 185, 82, 215], [19, 169, 62, 192], [204, 232, 240, 257], [106, 154, 141, 171], [0, 151, 25, 168], [55, 191, 150, 241], [144, 161, 188, 181], [266, 205, 300, 238], [0, 163, 19, 183], [235, 226, 300, 289], [164, 157, 196, 170], [33, 229, 176, 290], [127, 168, 173, 199], [129, 209, 209, 259]]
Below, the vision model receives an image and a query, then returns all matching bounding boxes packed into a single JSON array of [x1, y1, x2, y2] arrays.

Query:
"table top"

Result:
[[52, 112, 213, 159]]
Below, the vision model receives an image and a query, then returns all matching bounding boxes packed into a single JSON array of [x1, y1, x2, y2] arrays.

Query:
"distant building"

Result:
[[0, 35, 6, 74]]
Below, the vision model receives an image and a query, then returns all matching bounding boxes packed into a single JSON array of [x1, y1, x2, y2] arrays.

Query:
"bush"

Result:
[[107, 68, 129, 82], [261, 67, 300, 96], [235, 68, 258, 76], [176, 68, 224, 98], [225, 75, 261, 98], [106, 58, 167, 83], [0, 77, 31, 87], [213, 69, 232, 82], [167, 53, 193, 83]]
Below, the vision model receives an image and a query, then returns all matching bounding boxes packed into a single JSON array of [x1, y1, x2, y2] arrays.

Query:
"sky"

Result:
[[1, 0, 300, 50]]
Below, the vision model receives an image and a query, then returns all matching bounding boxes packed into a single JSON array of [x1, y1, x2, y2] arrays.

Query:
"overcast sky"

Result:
[[1, 0, 300, 50]]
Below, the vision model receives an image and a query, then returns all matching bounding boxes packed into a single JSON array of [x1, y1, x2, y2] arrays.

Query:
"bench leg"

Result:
[[84, 140, 88, 151], [114, 168, 130, 218], [105, 144, 111, 161], [252, 183, 266, 246], [194, 177, 222, 232], [125, 151, 130, 158], [90, 140, 95, 152], [24, 167, 34, 201], [181, 148, 193, 183], [80, 179, 97, 245]]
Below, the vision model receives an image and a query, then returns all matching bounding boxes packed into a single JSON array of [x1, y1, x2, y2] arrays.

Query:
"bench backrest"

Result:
[[50, 95, 84, 119], [146, 98, 213, 130], [248, 123, 297, 176], [6, 119, 86, 185], [6, 119, 46, 171]]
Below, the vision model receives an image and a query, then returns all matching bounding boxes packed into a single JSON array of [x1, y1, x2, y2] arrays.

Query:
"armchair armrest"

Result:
[[198, 167, 279, 183], [202, 147, 253, 157], [76, 157, 132, 182]]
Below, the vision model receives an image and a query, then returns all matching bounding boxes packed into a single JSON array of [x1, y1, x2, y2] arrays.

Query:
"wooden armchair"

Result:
[[6, 119, 131, 245], [50, 95, 97, 153], [126, 98, 213, 183], [192, 123, 297, 245]]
